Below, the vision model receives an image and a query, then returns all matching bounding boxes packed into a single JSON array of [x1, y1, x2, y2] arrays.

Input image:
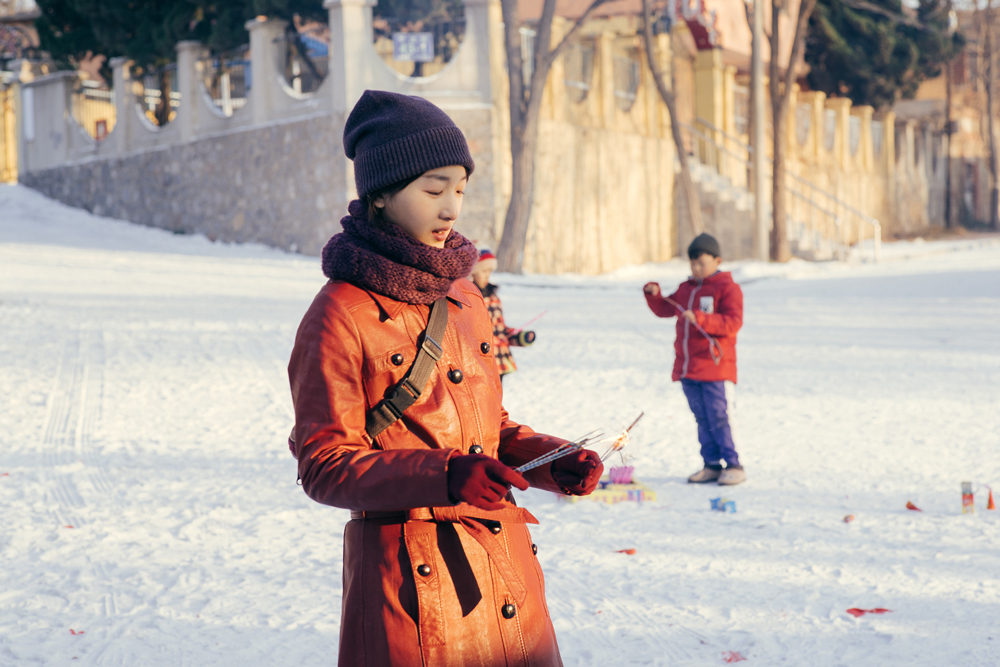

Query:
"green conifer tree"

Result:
[[805, 0, 964, 109]]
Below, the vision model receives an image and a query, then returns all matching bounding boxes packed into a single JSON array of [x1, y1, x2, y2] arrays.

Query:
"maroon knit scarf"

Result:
[[321, 200, 478, 305]]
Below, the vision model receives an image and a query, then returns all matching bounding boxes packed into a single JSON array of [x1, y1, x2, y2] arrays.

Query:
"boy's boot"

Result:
[[688, 464, 723, 483], [718, 465, 745, 486]]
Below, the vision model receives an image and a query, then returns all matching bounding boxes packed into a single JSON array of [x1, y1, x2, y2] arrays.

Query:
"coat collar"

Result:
[[365, 281, 473, 320]]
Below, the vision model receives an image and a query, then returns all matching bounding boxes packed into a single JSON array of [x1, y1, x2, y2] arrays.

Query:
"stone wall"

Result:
[[21, 114, 345, 254], [19, 107, 501, 256]]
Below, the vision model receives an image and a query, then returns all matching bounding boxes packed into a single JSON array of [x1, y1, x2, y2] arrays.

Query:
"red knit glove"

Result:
[[448, 454, 529, 511], [551, 449, 603, 496]]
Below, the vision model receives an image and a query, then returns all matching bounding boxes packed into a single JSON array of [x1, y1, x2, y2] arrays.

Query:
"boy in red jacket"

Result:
[[643, 233, 745, 485]]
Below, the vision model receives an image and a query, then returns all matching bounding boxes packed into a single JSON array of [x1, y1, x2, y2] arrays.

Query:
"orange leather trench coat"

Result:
[[288, 278, 568, 667]]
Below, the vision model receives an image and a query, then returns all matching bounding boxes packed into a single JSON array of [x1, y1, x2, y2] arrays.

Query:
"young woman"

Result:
[[288, 90, 603, 667]]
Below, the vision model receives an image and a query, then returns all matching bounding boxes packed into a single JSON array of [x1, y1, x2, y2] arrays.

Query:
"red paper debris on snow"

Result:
[[0, 472, 9, 477], [63, 525, 74, 529], [843, 514, 855, 523], [846, 608, 892, 617], [69, 629, 85, 635], [615, 548, 637, 555], [723, 651, 747, 663], [906, 501, 922, 511]]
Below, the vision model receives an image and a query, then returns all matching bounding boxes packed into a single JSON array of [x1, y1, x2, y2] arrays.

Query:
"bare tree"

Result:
[[640, 0, 704, 241], [980, 1, 1000, 228], [768, 0, 818, 260], [496, 0, 610, 273]]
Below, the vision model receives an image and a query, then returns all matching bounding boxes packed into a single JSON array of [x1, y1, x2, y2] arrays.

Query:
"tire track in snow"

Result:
[[40, 325, 127, 656], [41, 329, 87, 529]]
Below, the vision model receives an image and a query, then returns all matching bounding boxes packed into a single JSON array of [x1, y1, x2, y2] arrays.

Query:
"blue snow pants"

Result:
[[680, 379, 740, 467]]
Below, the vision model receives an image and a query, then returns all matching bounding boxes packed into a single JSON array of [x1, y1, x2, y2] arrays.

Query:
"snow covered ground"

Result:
[[2, 183, 999, 666]]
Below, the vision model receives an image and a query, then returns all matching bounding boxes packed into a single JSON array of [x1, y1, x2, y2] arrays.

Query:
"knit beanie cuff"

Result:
[[354, 125, 475, 199]]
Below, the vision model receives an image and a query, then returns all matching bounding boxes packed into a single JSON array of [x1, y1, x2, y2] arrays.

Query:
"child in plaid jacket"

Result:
[[470, 249, 535, 379]]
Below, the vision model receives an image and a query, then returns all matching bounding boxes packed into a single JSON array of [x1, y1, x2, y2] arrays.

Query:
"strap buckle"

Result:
[[421, 335, 443, 361]]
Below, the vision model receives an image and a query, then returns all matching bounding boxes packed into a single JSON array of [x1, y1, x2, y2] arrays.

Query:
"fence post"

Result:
[[110, 57, 131, 156], [20, 72, 75, 172], [176, 41, 204, 141], [246, 17, 289, 125], [325, 0, 377, 117]]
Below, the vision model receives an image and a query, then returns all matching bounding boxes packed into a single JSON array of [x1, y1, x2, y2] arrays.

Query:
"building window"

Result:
[[613, 54, 640, 112], [563, 43, 594, 103]]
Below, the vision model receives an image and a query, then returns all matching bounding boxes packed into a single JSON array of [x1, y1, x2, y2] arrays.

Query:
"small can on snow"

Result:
[[710, 497, 736, 513], [962, 481, 974, 514]]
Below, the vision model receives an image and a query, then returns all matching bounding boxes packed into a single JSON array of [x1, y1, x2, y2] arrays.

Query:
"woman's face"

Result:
[[375, 166, 468, 248]]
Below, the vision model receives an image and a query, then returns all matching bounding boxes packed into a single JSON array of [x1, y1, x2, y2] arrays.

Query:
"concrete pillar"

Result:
[[175, 41, 204, 142], [462, 0, 500, 107], [325, 0, 377, 116], [809, 91, 826, 161], [246, 17, 289, 124], [881, 111, 896, 178], [852, 105, 874, 172], [22, 72, 75, 172], [787, 84, 799, 162], [110, 57, 131, 156], [694, 48, 724, 132], [825, 98, 852, 170]]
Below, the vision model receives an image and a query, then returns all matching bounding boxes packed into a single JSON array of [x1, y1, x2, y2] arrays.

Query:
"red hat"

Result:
[[473, 248, 498, 273]]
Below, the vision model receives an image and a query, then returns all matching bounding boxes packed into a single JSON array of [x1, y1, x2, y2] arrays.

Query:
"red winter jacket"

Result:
[[644, 271, 743, 383]]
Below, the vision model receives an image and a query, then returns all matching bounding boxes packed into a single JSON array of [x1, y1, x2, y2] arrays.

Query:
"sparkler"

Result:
[[663, 296, 723, 366], [599, 412, 644, 463], [513, 431, 603, 473]]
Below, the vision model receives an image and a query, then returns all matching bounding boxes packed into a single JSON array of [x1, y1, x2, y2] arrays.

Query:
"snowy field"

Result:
[[2, 183, 1000, 666]]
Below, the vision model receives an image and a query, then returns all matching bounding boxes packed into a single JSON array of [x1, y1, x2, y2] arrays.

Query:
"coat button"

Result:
[[391, 353, 404, 366], [469, 444, 483, 454], [489, 523, 502, 534], [532, 543, 538, 555], [481, 342, 491, 354], [501, 603, 516, 619], [417, 564, 432, 577], [447, 369, 464, 384]]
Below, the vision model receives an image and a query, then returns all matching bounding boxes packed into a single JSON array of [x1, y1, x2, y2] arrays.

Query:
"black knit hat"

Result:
[[344, 90, 475, 199], [688, 233, 722, 259]]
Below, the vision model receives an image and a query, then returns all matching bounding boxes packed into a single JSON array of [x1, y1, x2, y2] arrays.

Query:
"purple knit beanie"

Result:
[[344, 90, 475, 199]]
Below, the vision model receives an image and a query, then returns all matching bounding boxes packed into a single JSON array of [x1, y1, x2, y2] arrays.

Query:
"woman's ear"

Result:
[[373, 196, 385, 209]]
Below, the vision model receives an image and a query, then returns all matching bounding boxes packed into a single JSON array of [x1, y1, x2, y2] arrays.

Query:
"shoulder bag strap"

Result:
[[365, 297, 449, 439]]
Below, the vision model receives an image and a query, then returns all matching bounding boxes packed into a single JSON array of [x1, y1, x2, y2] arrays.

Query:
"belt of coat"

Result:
[[351, 504, 538, 606]]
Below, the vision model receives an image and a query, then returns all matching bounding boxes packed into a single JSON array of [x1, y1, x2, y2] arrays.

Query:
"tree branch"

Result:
[[543, 0, 612, 71], [781, 0, 819, 109], [500, 0, 526, 120]]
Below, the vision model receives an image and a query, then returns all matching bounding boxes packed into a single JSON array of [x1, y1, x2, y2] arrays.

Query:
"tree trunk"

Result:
[[987, 18, 1000, 229], [496, 110, 541, 272], [639, 0, 703, 242], [768, 1, 791, 261], [495, 0, 610, 273], [944, 11, 953, 229], [770, 98, 791, 261], [768, 0, 817, 261], [155, 68, 172, 127]]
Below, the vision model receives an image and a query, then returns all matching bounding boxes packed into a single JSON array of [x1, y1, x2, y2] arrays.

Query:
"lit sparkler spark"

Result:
[[599, 412, 644, 462]]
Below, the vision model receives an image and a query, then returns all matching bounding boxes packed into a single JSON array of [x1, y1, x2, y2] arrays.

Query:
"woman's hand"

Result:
[[551, 449, 603, 496], [448, 454, 529, 510]]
